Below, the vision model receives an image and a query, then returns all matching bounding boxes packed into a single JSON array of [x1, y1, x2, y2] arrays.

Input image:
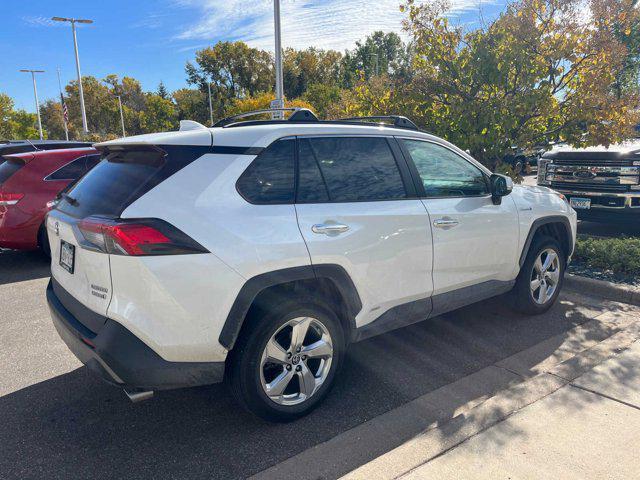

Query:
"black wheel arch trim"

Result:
[[218, 264, 362, 350], [518, 215, 574, 267]]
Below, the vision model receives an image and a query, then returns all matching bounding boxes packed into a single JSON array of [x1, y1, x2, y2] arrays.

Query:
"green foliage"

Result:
[[574, 236, 640, 275], [0, 92, 41, 140]]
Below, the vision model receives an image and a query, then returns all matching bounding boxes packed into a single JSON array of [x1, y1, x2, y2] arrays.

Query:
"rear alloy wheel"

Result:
[[511, 235, 565, 315], [228, 298, 344, 422], [260, 317, 333, 406]]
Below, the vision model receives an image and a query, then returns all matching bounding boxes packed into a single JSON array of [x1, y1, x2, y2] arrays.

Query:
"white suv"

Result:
[[46, 110, 576, 421]]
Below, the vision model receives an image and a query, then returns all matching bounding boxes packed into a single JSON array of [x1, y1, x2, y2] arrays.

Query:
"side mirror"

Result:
[[489, 174, 513, 205]]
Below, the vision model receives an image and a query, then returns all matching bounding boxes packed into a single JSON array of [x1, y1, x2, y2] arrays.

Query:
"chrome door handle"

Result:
[[433, 218, 459, 229], [312, 223, 350, 235]]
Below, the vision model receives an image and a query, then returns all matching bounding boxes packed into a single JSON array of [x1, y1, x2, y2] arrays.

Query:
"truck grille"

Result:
[[550, 181, 630, 192], [550, 158, 632, 167]]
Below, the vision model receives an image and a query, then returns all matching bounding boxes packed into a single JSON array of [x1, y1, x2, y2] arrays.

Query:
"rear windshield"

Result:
[[0, 159, 25, 185], [56, 145, 207, 218]]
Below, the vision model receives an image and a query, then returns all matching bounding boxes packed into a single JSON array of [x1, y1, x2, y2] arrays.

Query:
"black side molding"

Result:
[[519, 216, 574, 267], [218, 264, 362, 350]]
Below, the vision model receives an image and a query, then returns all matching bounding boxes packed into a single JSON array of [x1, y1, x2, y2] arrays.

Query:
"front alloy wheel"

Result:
[[260, 317, 333, 406], [530, 248, 560, 305]]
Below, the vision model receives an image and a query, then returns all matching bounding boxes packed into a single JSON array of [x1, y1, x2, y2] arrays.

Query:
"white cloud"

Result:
[[173, 0, 496, 51], [22, 15, 63, 28]]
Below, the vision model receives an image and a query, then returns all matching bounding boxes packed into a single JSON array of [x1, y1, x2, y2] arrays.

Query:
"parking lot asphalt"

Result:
[[0, 249, 636, 480]]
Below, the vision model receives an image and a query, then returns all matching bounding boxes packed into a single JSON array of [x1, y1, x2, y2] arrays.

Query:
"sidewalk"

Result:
[[347, 340, 640, 480]]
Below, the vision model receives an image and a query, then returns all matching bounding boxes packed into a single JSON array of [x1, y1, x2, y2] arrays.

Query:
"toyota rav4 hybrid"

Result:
[[45, 110, 576, 421]]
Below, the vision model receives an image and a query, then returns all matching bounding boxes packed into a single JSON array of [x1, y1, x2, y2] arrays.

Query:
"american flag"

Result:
[[60, 94, 68, 124]]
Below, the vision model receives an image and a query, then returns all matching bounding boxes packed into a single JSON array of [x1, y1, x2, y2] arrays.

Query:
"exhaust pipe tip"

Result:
[[124, 388, 154, 403]]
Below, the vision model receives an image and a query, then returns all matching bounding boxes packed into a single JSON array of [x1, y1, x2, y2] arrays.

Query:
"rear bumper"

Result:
[[46, 279, 225, 390]]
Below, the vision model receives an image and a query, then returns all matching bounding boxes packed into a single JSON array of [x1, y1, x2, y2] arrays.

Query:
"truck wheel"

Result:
[[227, 297, 345, 422], [511, 235, 565, 315]]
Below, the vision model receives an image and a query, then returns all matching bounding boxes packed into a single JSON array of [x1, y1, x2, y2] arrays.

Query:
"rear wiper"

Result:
[[60, 192, 79, 206]]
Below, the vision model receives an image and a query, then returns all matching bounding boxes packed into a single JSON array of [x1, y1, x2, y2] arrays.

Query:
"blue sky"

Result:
[[1, 0, 507, 112]]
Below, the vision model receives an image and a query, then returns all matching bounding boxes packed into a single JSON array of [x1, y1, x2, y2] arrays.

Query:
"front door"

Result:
[[398, 138, 519, 296]]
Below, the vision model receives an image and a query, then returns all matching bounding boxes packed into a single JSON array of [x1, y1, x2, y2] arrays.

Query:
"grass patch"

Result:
[[573, 235, 640, 276]]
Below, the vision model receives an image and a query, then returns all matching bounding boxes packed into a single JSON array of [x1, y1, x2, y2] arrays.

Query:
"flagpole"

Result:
[[57, 68, 69, 141]]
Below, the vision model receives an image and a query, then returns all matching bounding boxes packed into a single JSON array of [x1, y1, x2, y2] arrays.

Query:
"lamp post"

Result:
[[19, 69, 45, 140], [116, 95, 126, 137], [52, 16, 93, 134], [207, 81, 214, 126], [370, 53, 379, 76], [271, 0, 284, 119]]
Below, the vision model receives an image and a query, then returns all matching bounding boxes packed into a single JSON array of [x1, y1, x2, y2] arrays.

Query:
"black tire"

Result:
[[38, 224, 51, 258], [226, 295, 345, 422], [511, 235, 565, 315]]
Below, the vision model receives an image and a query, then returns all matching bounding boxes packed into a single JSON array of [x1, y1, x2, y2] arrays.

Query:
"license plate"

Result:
[[570, 197, 591, 210], [59, 240, 75, 274]]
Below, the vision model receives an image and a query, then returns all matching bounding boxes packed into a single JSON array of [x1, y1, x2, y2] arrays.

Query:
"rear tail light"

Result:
[[0, 192, 24, 206], [77, 216, 209, 256]]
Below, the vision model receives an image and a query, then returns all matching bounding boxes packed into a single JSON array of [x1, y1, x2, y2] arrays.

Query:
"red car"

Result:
[[0, 147, 99, 254]]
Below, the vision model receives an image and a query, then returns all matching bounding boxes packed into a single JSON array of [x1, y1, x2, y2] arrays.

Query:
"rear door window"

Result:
[[0, 159, 26, 185], [298, 137, 407, 202]]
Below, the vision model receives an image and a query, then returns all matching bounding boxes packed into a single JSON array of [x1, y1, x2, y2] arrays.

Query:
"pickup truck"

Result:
[[538, 141, 640, 222]]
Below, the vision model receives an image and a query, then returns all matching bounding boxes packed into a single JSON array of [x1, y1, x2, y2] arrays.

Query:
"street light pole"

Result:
[[116, 95, 126, 137], [20, 69, 45, 140], [272, 0, 284, 119], [56, 68, 69, 141], [52, 17, 93, 135], [207, 81, 214, 126]]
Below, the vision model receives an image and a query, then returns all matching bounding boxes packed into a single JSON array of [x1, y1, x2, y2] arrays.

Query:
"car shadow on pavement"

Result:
[[0, 293, 636, 480], [0, 249, 50, 286]]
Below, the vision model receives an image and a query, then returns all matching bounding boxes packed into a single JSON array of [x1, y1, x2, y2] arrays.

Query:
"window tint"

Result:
[[299, 137, 406, 202], [297, 140, 330, 203], [0, 159, 25, 184], [237, 139, 295, 204], [402, 140, 489, 197], [57, 149, 166, 218], [47, 154, 101, 180]]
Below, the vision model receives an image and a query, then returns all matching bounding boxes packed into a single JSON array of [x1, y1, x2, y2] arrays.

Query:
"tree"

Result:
[[397, 0, 640, 166], [341, 31, 412, 87], [157, 81, 169, 99], [0, 93, 41, 140], [173, 88, 217, 125], [140, 93, 178, 132], [224, 92, 314, 118], [186, 42, 273, 99], [283, 47, 344, 98], [303, 84, 345, 119]]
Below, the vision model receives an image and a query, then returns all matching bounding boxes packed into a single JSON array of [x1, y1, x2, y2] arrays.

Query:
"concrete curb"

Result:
[[564, 273, 640, 307]]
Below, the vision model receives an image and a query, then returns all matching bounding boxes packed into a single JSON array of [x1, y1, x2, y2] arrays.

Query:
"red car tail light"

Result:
[[0, 192, 24, 206], [77, 216, 209, 256]]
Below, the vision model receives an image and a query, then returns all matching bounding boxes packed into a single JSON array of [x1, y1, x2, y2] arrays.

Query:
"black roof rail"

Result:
[[337, 115, 419, 131], [213, 108, 319, 128]]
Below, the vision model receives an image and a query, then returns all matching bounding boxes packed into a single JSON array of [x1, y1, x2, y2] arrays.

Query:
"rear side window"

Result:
[[236, 139, 295, 204], [57, 145, 207, 218], [47, 154, 101, 181], [298, 137, 407, 202], [0, 159, 25, 185]]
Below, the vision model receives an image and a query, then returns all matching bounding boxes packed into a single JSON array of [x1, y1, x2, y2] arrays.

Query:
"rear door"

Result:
[[294, 136, 434, 328]]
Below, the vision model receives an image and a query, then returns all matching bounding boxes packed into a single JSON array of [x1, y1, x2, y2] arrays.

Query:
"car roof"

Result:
[[3, 146, 97, 163]]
